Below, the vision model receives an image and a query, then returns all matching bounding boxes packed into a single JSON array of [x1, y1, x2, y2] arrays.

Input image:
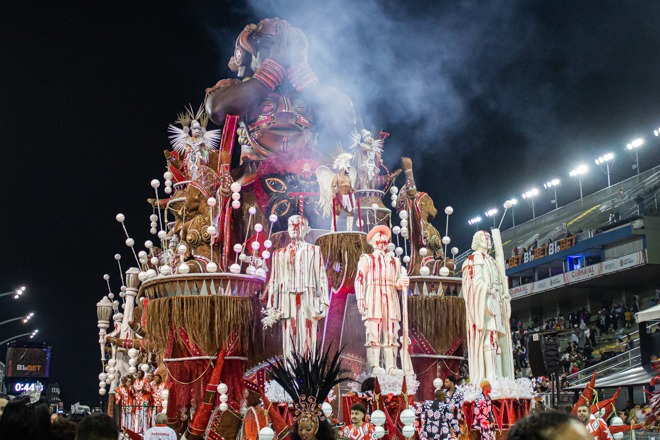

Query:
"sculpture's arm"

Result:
[[355, 255, 369, 315]]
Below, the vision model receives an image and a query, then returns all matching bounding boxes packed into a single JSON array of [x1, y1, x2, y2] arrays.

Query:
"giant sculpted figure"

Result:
[[462, 231, 514, 384], [355, 225, 410, 375], [263, 215, 330, 360], [205, 18, 356, 185]]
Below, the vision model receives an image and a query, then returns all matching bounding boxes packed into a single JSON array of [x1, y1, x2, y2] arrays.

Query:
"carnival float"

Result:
[[94, 17, 544, 440]]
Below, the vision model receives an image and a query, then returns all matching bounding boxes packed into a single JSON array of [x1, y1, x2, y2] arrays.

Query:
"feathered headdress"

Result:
[[268, 345, 349, 425], [167, 103, 222, 154]]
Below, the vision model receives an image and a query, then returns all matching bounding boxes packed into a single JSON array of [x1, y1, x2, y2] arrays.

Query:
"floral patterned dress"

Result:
[[416, 399, 454, 440], [471, 392, 495, 440], [446, 388, 464, 439]]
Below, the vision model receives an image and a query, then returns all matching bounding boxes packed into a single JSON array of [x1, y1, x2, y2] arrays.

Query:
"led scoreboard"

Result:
[[5, 341, 51, 396]]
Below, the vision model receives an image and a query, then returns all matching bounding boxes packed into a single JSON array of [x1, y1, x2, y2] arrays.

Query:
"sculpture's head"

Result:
[[288, 215, 310, 241], [367, 225, 391, 252], [471, 230, 492, 253]]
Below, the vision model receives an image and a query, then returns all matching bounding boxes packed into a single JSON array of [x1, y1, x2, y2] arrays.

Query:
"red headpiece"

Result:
[[367, 225, 391, 242]]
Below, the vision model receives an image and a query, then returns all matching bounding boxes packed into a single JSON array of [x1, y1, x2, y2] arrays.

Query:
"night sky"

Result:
[[1, 1, 659, 407]]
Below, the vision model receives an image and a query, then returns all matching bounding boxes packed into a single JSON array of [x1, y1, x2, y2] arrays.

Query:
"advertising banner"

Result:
[[6, 346, 51, 378]]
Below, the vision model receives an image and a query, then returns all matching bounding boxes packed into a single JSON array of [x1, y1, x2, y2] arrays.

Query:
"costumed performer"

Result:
[[444, 376, 464, 439], [263, 215, 330, 360], [471, 380, 495, 440], [340, 403, 375, 440], [461, 230, 514, 384], [577, 404, 614, 440], [416, 389, 457, 440], [354, 225, 409, 375], [268, 345, 350, 440], [316, 152, 358, 232]]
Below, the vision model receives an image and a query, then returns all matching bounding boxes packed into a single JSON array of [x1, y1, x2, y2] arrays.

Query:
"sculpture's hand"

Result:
[[357, 299, 366, 316], [399, 276, 410, 289]]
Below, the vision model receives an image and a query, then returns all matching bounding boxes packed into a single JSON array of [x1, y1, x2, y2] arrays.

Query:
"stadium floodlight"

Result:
[[504, 199, 518, 226], [485, 208, 498, 226], [0, 286, 26, 300], [654, 127, 660, 137], [522, 188, 539, 219], [569, 165, 589, 201], [594, 153, 615, 187], [468, 216, 482, 230], [626, 138, 645, 175], [543, 178, 561, 209]]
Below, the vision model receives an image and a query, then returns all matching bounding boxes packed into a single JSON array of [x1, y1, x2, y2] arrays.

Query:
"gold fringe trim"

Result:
[[408, 296, 466, 354], [146, 296, 254, 357]]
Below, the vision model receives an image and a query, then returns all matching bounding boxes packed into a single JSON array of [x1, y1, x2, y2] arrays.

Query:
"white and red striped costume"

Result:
[[586, 418, 614, 440], [265, 217, 329, 361], [115, 384, 134, 431]]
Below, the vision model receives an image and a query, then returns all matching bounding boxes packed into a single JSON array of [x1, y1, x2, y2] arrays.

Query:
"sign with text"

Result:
[[6, 346, 51, 378]]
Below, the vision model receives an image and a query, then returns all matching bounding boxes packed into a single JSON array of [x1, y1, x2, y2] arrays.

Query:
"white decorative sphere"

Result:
[[151, 179, 160, 189], [400, 409, 416, 426], [246, 266, 257, 276], [128, 358, 138, 367], [391, 194, 398, 202], [108, 359, 117, 367], [401, 425, 415, 438], [451, 247, 459, 255], [444, 206, 454, 215], [232, 192, 241, 201], [322, 401, 333, 418], [256, 268, 267, 278], [103, 274, 110, 282], [113, 300, 119, 307], [233, 243, 243, 253], [114, 254, 121, 260], [433, 378, 443, 389], [138, 271, 148, 282], [387, 243, 396, 252], [240, 406, 249, 416], [99, 372, 107, 381], [128, 366, 137, 375], [439, 266, 450, 277], [140, 363, 150, 372], [160, 265, 171, 276], [151, 221, 158, 228], [390, 186, 399, 195], [219, 393, 229, 403], [392, 226, 401, 235], [207, 197, 217, 207], [238, 253, 247, 262], [442, 236, 451, 245], [217, 383, 229, 394], [232, 200, 241, 209], [504, 200, 512, 209], [391, 201, 397, 208], [207, 226, 217, 236], [157, 230, 167, 239], [138, 250, 148, 259], [419, 247, 428, 257], [145, 240, 154, 249], [400, 227, 409, 238], [259, 427, 275, 440], [230, 182, 242, 193], [400, 219, 408, 228], [248, 207, 257, 215], [164, 186, 172, 194], [395, 247, 404, 256], [261, 250, 271, 260], [370, 410, 386, 427], [150, 228, 158, 235], [403, 255, 411, 264], [107, 373, 115, 381], [146, 269, 157, 279], [206, 262, 218, 273], [371, 203, 379, 210], [264, 239, 272, 249], [164, 171, 173, 180], [150, 256, 159, 266], [178, 263, 190, 274], [177, 244, 187, 254], [399, 210, 408, 220], [125, 238, 135, 247], [254, 223, 263, 233], [373, 426, 385, 439], [251, 241, 260, 251], [229, 263, 241, 274], [420, 266, 430, 276], [149, 214, 158, 222], [115, 213, 125, 223], [99, 388, 107, 396]]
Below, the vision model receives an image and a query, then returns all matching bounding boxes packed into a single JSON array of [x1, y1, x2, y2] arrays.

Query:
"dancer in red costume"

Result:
[[341, 403, 375, 440]]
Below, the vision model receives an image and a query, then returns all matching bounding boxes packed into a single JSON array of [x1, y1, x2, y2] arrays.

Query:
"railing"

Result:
[[566, 346, 640, 386]]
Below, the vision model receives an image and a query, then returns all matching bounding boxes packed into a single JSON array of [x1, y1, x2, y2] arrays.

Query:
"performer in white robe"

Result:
[[461, 230, 514, 384], [355, 225, 409, 374], [263, 215, 330, 361]]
